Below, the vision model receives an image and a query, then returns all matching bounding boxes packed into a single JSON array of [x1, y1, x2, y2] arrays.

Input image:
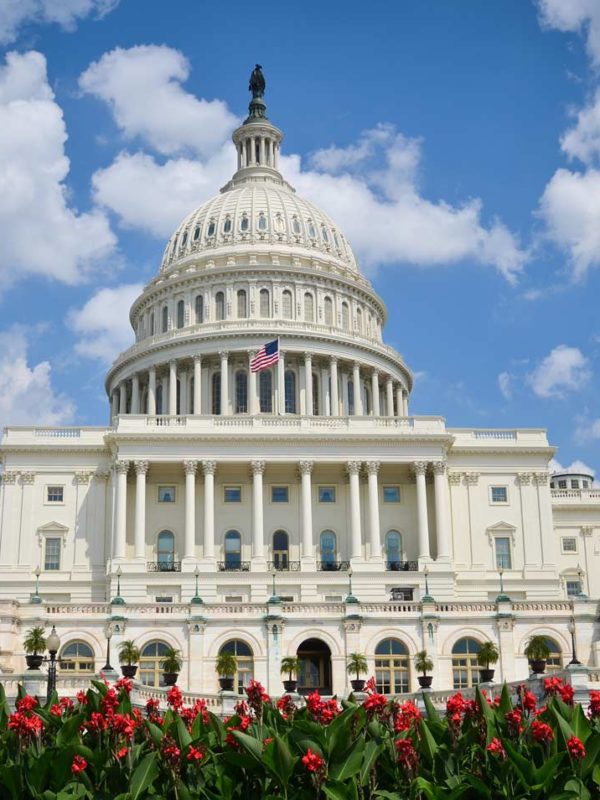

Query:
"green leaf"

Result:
[[129, 752, 159, 800], [497, 683, 513, 715], [359, 740, 383, 786], [323, 780, 358, 800], [571, 704, 591, 742], [230, 730, 264, 765], [145, 720, 164, 747], [329, 739, 364, 781], [56, 713, 86, 747], [422, 691, 440, 722], [532, 752, 564, 789], [418, 719, 439, 765], [173, 714, 192, 749], [271, 735, 296, 787]]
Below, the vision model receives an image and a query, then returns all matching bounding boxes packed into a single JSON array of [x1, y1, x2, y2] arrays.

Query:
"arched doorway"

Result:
[[296, 638, 332, 695]]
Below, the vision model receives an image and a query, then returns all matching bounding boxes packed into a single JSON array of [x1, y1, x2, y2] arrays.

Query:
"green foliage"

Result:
[[215, 652, 237, 677], [414, 649, 434, 675], [280, 657, 301, 679], [161, 646, 182, 674], [23, 626, 46, 655], [524, 635, 551, 661], [476, 641, 499, 668], [117, 640, 140, 666], [346, 653, 368, 680]]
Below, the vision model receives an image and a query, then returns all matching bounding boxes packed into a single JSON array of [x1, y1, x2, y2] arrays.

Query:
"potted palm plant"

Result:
[[162, 646, 183, 686], [118, 640, 140, 679], [347, 652, 369, 692], [24, 626, 46, 670], [477, 641, 499, 683], [415, 650, 434, 689], [216, 652, 237, 691], [280, 656, 301, 693], [524, 635, 550, 675]]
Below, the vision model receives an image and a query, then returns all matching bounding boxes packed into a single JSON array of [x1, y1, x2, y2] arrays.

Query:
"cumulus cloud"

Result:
[[79, 45, 239, 158], [561, 88, 600, 164], [527, 344, 591, 398], [498, 371, 512, 400], [537, 0, 600, 66], [574, 415, 600, 442], [0, 326, 74, 427], [0, 0, 118, 45], [0, 50, 115, 290], [68, 283, 143, 364]]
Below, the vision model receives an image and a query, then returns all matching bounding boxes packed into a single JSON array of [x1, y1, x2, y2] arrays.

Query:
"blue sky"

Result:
[[0, 0, 599, 477]]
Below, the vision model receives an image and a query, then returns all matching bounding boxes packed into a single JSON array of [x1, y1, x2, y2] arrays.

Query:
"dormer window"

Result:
[[207, 220, 216, 237], [257, 213, 267, 231], [240, 214, 249, 232], [223, 217, 232, 234], [292, 217, 301, 235], [181, 232, 188, 248], [193, 225, 201, 241]]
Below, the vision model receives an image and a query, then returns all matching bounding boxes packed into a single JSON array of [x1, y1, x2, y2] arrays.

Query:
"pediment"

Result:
[[486, 521, 516, 532], [37, 521, 69, 533]]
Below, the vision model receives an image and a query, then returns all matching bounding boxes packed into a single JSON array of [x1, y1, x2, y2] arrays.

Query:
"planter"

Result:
[[418, 675, 433, 689], [121, 665, 138, 679], [479, 668, 495, 683], [282, 679, 297, 693], [26, 654, 43, 670], [350, 679, 366, 692], [163, 672, 179, 686], [529, 659, 546, 675], [219, 677, 235, 691]]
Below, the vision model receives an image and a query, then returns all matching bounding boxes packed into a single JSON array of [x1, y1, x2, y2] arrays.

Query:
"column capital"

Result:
[[386, 375, 393, 386], [431, 460, 447, 476], [183, 459, 198, 475], [304, 351, 313, 361], [448, 471, 462, 485], [352, 361, 360, 370], [581, 526, 594, 537], [219, 350, 229, 360], [201, 460, 217, 476], [169, 358, 177, 367], [346, 460, 362, 476], [464, 472, 480, 485], [517, 472, 532, 485], [250, 459, 266, 475], [371, 368, 379, 377], [330, 355, 338, 365], [413, 461, 428, 476], [134, 460, 149, 476], [532, 472, 549, 486], [193, 354, 202, 364], [365, 460, 380, 475], [298, 460, 314, 476], [20, 471, 35, 485], [248, 349, 258, 360], [114, 459, 130, 475]]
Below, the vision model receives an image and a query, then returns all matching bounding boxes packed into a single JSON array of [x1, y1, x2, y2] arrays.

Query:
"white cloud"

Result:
[[0, 50, 116, 290], [574, 415, 600, 442], [498, 371, 512, 400], [537, 0, 600, 66], [550, 457, 597, 488], [527, 344, 591, 398], [538, 168, 600, 280], [0, 0, 118, 45], [0, 326, 74, 427], [68, 283, 143, 364], [561, 88, 600, 164], [79, 45, 238, 158]]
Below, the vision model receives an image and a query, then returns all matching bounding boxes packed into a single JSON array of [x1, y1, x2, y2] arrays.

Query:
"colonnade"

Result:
[[110, 351, 410, 419], [111, 459, 449, 566]]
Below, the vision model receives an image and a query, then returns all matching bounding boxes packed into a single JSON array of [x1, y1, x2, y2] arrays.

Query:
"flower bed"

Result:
[[1, 675, 599, 798]]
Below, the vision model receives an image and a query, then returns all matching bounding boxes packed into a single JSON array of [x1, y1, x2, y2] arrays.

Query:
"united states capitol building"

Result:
[[0, 71, 598, 700]]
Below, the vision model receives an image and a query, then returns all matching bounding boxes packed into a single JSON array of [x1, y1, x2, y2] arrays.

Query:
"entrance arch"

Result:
[[296, 638, 332, 695]]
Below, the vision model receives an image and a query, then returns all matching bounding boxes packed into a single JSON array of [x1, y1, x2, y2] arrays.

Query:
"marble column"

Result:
[[219, 351, 229, 415], [396, 385, 403, 417], [111, 391, 119, 420], [180, 369, 188, 416], [134, 460, 148, 560], [365, 461, 382, 559], [402, 390, 409, 416], [248, 351, 258, 414], [114, 460, 129, 560], [184, 460, 198, 559], [278, 350, 286, 414], [330, 356, 339, 416], [202, 461, 216, 559], [131, 374, 140, 414], [352, 362, 362, 415], [371, 370, 380, 416], [148, 367, 156, 416], [414, 461, 431, 560], [251, 460, 266, 558], [193, 356, 201, 414], [161, 373, 168, 415], [386, 377, 394, 417], [432, 461, 451, 560], [299, 460, 314, 559], [169, 359, 177, 416], [119, 383, 127, 415], [347, 461, 362, 560], [305, 353, 313, 414]]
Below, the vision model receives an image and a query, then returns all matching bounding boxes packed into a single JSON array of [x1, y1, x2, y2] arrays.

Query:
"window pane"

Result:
[[324, 297, 333, 325], [271, 486, 289, 503], [495, 537, 511, 569], [44, 537, 61, 570], [491, 486, 508, 503], [304, 293, 314, 322], [237, 290, 247, 318], [212, 373, 221, 415], [383, 486, 400, 503], [195, 295, 203, 323], [284, 370, 296, 413], [224, 486, 241, 503], [260, 289, 270, 317], [158, 486, 175, 503], [320, 531, 336, 563], [215, 292, 225, 321], [319, 487, 336, 503], [259, 370, 272, 413], [562, 537, 577, 552], [47, 486, 64, 502], [235, 371, 248, 414], [177, 300, 184, 328], [282, 291, 292, 319], [566, 581, 581, 596]]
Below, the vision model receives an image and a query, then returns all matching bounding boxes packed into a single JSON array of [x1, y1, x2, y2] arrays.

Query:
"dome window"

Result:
[[324, 297, 333, 326], [292, 217, 301, 235], [193, 225, 201, 242], [240, 214, 249, 232], [321, 226, 329, 243], [282, 290, 293, 320], [308, 221, 316, 239], [275, 214, 285, 233], [207, 220, 216, 237], [215, 291, 225, 321], [257, 213, 268, 231], [181, 232, 188, 248], [333, 231, 340, 248], [223, 217, 232, 234]]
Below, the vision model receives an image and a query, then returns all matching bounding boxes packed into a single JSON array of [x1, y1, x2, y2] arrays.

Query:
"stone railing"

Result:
[[551, 489, 600, 503]]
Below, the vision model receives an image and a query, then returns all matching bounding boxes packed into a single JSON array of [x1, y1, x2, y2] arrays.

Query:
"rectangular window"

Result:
[[561, 537, 578, 553], [318, 486, 336, 503], [490, 486, 508, 504], [224, 486, 241, 503], [158, 486, 176, 503], [495, 537, 512, 569], [271, 486, 289, 503], [44, 537, 61, 571], [566, 581, 581, 597], [46, 486, 64, 503], [571, 480, 579, 489], [383, 485, 401, 503], [155, 596, 173, 603], [558, 480, 567, 489]]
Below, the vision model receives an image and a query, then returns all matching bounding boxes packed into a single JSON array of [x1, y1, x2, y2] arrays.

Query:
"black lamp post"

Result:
[[268, 567, 280, 604], [45, 626, 61, 702], [112, 566, 125, 606], [191, 565, 203, 605], [568, 618, 581, 665], [31, 566, 42, 604], [102, 625, 113, 672]]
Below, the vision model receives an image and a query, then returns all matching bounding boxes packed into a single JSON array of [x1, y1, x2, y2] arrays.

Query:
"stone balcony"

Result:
[[551, 488, 600, 505]]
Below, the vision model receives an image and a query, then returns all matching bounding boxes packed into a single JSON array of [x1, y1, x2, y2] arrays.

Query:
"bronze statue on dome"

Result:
[[249, 65, 265, 98]]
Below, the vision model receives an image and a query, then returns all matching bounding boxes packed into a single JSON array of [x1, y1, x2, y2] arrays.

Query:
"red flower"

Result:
[[363, 693, 388, 718], [115, 677, 133, 695], [186, 745, 203, 762], [302, 747, 325, 774], [50, 704, 62, 717], [71, 755, 87, 774], [84, 711, 107, 734], [589, 690, 600, 718], [393, 700, 421, 732], [146, 698, 160, 714], [559, 684, 574, 705], [395, 738, 419, 773], [277, 694, 297, 719], [116, 746, 128, 759], [446, 692, 466, 716], [521, 689, 537, 713], [487, 737, 507, 760], [245, 679, 270, 716], [567, 736, 586, 760], [531, 720, 553, 744], [16, 696, 38, 712], [76, 690, 88, 705], [8, 711, 43, 738], [167, 686, 183, 711], [162, 736, 181, 764], [305, 691, 340, 724], [505, 708, 524, 737]]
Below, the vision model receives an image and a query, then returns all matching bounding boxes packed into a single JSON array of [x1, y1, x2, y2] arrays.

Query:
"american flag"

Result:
[[250, 339, 280, 372]]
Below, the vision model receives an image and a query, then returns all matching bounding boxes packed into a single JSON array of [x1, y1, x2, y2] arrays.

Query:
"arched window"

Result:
[[157, 530, 175, 570], [259, 370, 272, 413], [212, 372, 221, 415], [348, 380, 355, 415], [181, 231, 188, 248], [223, 216, 232, 234], [149, 312, 155, 336], [312, 373, 319, 415], [237, 289, 247, 318], [385, 531, 402, 569], [321, 225, 329, 243], [219, 640, 253, 694], [544, 638, 563, 673], [140, 641, 170, 687], [319, 530, 337, 568], [356, 307, 363, 333], [452, 638, 481, 689], [195, 295, 203, 324], [240, 214, 249, 232], [375, 639, 410, 694], [176, 299, 184, 329], [275, 213, 285, 233], [308, 221, 316, 239], [161, 305, 168, 333], [257, 213, 267, 231], [282, 290, 293, 319], [207, 220, 216, 237], [342, 302, 350, 331], [193, 224, 201, 242], [284, 370, 297, 414], [273, 530, 289, 569], [304, 292, 314, 322], [324, 297, 333, 326], [215, 291, 225, 321], [292, 216, 301, 235], [224, 530, 241, 569], [260, 289, 270, 317], [59, 641, 94, 673], [235, 370, 248, 414]]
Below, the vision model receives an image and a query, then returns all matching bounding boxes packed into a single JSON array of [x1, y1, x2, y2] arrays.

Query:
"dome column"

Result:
[[432, 461, 451, 561], [110, 390, 118, 421], [396, 384, 404, 417], [169, 360, 177, 416], [346, 461, 363, 562], [352, 363, 362, 415], [193, 356, 202, 415], [386, 377, 394, 417], [330, 357, 339, 416], [160, 372, 168, 414], [248, 351, 258, 414], [131, 374, 140, 414], [371, 370, 380, 416], [119, 383, 127, 415], [180, 369, 189, 415], [403, 389, 409, 416], [148, 367, 156, 416], [220, 351, 229, 415], [278, 350, 285, 414], [304, 353, 313, 415]]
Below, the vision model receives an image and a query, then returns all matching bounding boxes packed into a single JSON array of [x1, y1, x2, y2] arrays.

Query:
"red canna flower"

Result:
[[521, 689, 537, 713], [116, 746, 128, 759], [487, 737, 507, 760], [186, 745, 203, 762], [16, 696, 37, 712], [531, 720, 553, 744], [167, 685, 183, 711], [395, 738, 419, 774], [567, 736, 586, 760], [505, 708, 524, 737], [71, 755, 87, 774], [302, 747, 325, 774], [589, 690, 600, 718]]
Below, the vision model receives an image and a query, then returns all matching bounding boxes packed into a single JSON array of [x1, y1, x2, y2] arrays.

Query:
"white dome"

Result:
[[160, 182, 358, 275]]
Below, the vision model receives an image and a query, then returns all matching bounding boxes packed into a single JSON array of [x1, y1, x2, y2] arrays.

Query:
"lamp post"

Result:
[[576, 564, 584, 596], [191, 565, 203, 605], [567, 618, 581, 665], [112, 566, 125, 606], [45, 625, 60, 702], [346, 566, 358, 604], [423, 564, 430, 597], [31, 566, 42, 604], [496, 566, 510, 602], [102, 625, 113, 672], [268, 567, 280, 604]]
